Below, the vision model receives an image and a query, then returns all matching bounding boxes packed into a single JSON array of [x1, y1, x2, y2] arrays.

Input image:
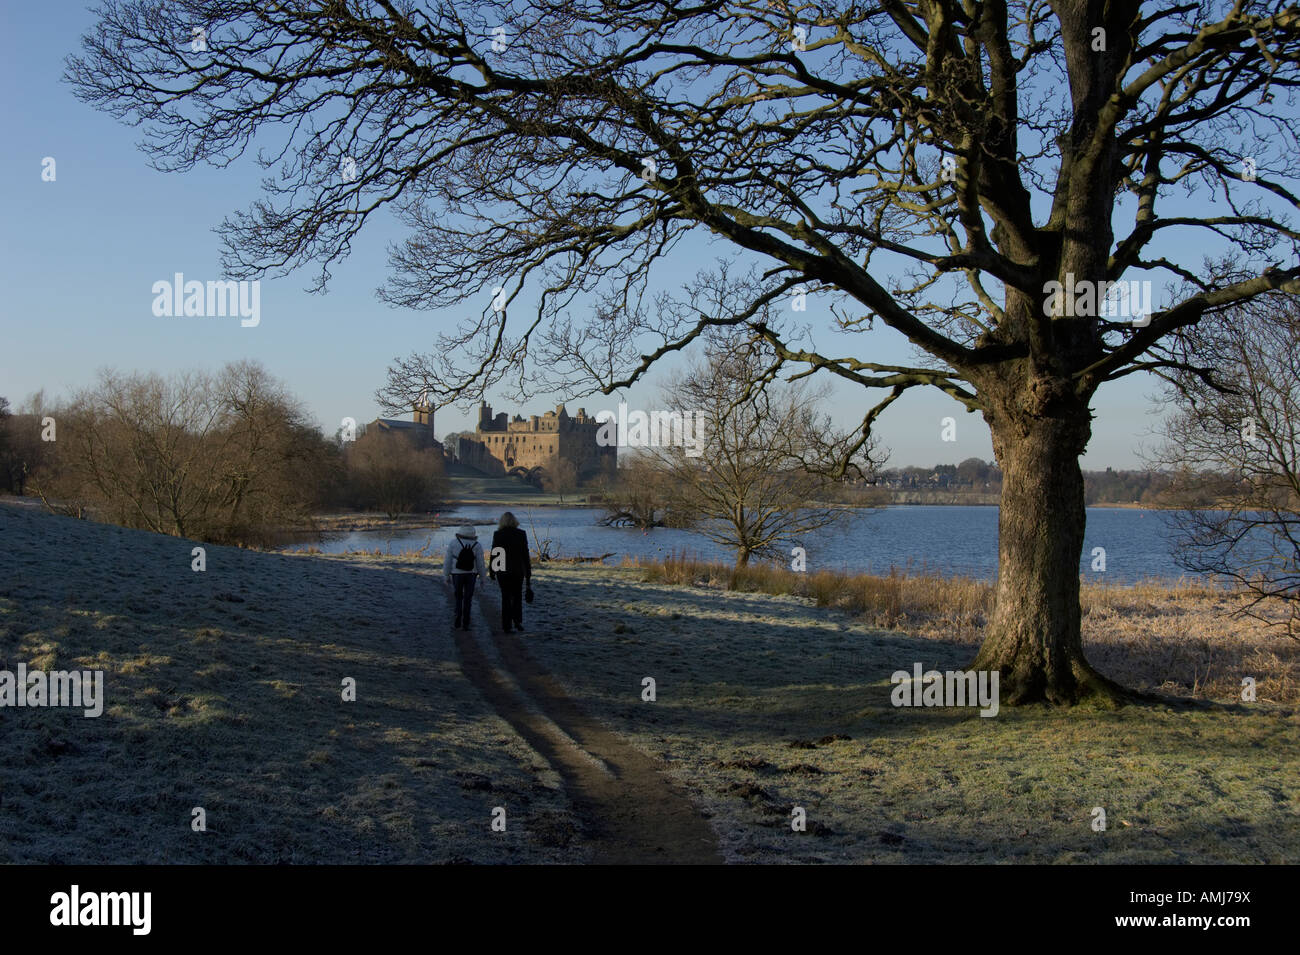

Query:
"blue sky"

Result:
[[0, 3, 1196, 469]]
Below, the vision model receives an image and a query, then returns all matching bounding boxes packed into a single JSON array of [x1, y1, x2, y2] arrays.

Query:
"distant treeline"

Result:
[[872, 459, 1182, 506], [0, 363, 448, 547], [587, 455, 1216, 514]]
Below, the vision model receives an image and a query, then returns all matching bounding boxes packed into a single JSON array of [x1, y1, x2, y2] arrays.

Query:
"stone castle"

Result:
[[447, 401, 616, 480]]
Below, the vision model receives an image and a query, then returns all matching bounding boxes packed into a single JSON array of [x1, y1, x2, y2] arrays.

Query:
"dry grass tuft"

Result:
[[1080, 578, 1298, 703], [625, 554, 1300, 703], [628, 554, 991, 630]]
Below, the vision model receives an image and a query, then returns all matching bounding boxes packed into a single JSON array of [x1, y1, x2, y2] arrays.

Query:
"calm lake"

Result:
[[287, 505, 1196, 584]]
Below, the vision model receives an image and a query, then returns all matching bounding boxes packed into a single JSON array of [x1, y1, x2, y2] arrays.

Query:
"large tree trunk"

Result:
[[970, 390, 1127, 706]]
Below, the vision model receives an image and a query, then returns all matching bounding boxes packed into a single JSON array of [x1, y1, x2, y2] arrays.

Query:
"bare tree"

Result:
[[345, 428, 449, 517], [0, 396, 51, 496], [0, 396, 9, 492], [209, 360, 337, 541], [36, 371, 227, 536], [69, 2, 1300, 703], [29, 363, 333, 545], [0, 396, 17, 495], [1151, 292, 1300, 637], [643, 334, 874, 567], [598, 452, 681, 529], [957, 458, 995, 488], [539, 454, 579, 502]]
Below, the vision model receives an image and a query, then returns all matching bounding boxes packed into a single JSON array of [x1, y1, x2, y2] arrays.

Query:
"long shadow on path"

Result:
[[464, 582, 722, 864]]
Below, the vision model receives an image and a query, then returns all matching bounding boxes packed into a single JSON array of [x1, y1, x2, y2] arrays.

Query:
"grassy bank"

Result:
[[514, 562, 1299, 862], [626, 555, 1297, 705]]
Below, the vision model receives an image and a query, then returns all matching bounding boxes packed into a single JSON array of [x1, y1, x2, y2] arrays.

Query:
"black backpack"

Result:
[[454, 537, 477, 571]]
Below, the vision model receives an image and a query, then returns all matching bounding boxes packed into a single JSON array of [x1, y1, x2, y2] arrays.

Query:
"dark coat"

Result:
[[490, 526, 532, 579]]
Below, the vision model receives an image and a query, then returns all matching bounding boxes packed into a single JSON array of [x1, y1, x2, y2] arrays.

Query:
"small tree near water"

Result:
[[1152, 293, 1300, 638], [647, 334, 878, 568]]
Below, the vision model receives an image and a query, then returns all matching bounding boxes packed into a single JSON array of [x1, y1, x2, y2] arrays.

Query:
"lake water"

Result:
[[287, 505, 1196, 583]]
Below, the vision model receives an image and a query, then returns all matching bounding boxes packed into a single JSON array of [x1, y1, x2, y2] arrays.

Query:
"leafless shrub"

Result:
[[1151, 293, 1300, 638]]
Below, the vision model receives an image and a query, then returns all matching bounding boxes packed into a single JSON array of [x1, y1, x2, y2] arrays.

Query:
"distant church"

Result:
[[447, 401, 616, 481], [364, 402, 442, 452]]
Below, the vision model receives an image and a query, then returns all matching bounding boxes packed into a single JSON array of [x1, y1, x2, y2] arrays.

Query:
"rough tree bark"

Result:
[[970, 374, 1123, 704]]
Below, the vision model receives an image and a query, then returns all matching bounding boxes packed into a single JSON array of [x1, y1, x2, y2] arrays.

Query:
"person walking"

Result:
[[489, 512, 532, 633], [444, 524, 485, 631]]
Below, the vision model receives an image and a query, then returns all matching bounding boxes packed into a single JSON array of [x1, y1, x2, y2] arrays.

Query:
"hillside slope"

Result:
[[0, 501, 581, 863]]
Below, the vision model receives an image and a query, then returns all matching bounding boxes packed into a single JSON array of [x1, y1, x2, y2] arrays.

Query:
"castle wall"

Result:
[[557, 428, 616, 476], [453, 402, 616, 480]]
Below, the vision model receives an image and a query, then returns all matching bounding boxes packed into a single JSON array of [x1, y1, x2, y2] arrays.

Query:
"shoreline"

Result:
[[300, 497, 1171, 533], [0, 494, 1195, 542]]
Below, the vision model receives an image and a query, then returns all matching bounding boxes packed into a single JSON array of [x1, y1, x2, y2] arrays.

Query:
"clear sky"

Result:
[[1, 2, 1187, 470]]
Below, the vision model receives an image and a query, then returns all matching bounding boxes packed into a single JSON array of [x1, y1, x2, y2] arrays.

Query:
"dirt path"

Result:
[[451, 583, 722, 864]]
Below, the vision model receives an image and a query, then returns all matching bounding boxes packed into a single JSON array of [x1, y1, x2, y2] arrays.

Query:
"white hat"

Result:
[[457, 525, 477, 539]]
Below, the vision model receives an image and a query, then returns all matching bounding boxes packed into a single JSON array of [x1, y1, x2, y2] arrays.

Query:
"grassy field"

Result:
[[2, 500, 1296, 863], [630, 555, 1300, 704], [443, 464, 593, 505], [0, 501, 584, 864], [505, 562, 1299, 863]]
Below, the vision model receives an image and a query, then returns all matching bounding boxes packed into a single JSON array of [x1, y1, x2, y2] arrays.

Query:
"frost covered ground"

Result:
[[2, 499, 1296, 864]]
